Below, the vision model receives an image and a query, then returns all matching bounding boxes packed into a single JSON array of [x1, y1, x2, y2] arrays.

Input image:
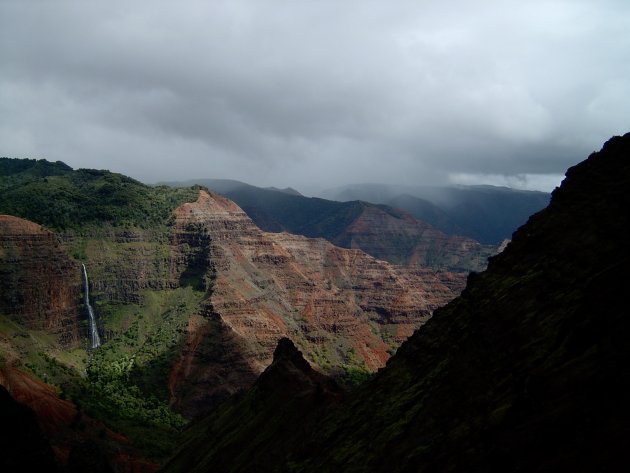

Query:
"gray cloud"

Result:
[[1, 0, 628, 193]]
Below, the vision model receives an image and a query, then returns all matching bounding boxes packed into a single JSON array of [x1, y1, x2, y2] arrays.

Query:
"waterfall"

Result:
[[81, 263, 101, 349]]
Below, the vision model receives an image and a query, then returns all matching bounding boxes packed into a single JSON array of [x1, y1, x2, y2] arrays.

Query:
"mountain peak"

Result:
[[271, 337, 312, 372], [255, 337, 344, 404]]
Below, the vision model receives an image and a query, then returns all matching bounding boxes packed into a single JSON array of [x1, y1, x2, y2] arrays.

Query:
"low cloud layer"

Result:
[[1, 1, 628, 193]]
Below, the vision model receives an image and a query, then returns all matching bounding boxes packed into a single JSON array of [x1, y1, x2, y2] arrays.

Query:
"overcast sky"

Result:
[[1, 1, 628, 194]]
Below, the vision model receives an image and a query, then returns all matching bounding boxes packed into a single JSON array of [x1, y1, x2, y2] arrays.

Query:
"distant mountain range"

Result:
[[323, 183, 551, 244]]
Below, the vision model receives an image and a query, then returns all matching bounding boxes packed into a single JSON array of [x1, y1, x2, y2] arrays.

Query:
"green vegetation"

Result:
[[0, 157, 211, 460], [0, 315, 88, 388], [0, 286, 205, 460], [66, 288, 204, 458], [341, 365, 372, 388], [0, 157, 198, 230]]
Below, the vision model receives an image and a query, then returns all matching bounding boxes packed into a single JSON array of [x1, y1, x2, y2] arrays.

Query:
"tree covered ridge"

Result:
[[0, 157, 199, 230]]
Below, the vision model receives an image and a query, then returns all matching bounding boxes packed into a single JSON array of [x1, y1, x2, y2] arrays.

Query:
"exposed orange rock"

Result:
[[0, 215, 81, 346], [169, 191, 466, 416]]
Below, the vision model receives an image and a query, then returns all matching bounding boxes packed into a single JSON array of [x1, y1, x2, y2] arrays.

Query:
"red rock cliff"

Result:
[[0, 215, 81, 346]]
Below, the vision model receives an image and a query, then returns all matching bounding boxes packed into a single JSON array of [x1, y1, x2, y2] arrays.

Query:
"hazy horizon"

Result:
[[161, 174, 556, 197], [2, 1, 628, 194]]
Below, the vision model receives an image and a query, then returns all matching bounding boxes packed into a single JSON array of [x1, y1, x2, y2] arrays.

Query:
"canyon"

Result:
[[0, 158, 494, 468], [1, 186, 468, 418], [163, 133, 630, 473], [0, 146, 569, 470]]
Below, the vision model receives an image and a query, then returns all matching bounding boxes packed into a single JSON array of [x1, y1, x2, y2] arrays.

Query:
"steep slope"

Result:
[[171, 178, 495, 272], [425, 185, 552, 244], [168, 191, 463, 417], [0, 366, 159, 472], [387, 193, 466, 236], [163, 133, 630, 473]]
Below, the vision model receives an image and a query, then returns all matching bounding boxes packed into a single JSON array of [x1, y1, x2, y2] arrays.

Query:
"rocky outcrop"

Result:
[[168, 191, 465, 417], [0, 216, 81, 346], [61, 213, 216, 306]]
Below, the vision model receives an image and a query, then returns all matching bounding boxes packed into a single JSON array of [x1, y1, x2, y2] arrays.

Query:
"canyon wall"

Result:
[[0, 215, 81, 346]]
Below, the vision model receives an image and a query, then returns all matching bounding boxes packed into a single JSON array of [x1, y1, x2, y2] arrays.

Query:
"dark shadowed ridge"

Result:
[[161, 133, 630, 473], [170, 178, 549, 246], [167, 177, 380, 237], [265, 186, 303, 196]]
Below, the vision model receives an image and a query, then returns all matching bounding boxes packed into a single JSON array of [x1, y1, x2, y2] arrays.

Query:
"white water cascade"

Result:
[[81, 263, 101, 349]]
